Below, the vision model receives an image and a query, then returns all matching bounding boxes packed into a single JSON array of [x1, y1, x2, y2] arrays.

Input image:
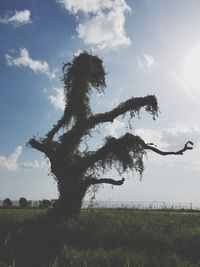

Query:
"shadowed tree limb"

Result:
[[59, 95, 159, 149], [79, 133, 146, 172], [79, 134, 193, 172], [85, 177, 125, 186], [28, 139, 47, 154], [28, 138, 55, 158], [46, 107, 71, 141], [144, 141, 194, 155], [87, 95, 158, 126]]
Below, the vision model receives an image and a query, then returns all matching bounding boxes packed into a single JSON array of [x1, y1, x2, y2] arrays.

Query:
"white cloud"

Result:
[[134, 128, 165, 148], [21, 158, 50, 170], [167, 160, 200, 172], [5, 48, 56, 79], [105, 122, 195, 149], [48, 88, 65, 110], [135, 125, 200, 171], [0, 10, 31, 27], [57, 0, 112, 14], [74, 49, 83, 57], [105, 119, 125, 138], [57, 0, 131, 49], [0, 146, 22, 171], [161, 125, 200, 150], [97, 87, 123, 108], [137, 53, 155, 68], [135, 125, 200, 150]]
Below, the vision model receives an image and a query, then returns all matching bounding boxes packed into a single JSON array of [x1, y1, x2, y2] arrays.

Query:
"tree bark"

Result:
[[49, 176, 89, 219], [48, 172, 127, 219]]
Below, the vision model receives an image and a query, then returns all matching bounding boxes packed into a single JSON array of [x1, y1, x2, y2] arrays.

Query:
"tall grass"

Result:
[[1, 209, 200, 266], [51, 246, 196, 267]]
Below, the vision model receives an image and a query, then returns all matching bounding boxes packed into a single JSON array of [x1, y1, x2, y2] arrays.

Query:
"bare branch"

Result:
[[144, 141, 194, 156], [85, 177, 125, 186]]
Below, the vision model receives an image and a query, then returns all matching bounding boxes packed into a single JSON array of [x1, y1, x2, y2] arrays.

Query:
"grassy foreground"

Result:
[[0, 209, 200, 266]]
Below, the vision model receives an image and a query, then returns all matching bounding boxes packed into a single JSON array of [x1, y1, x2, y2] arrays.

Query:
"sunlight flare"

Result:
[[183, 43, 200, 92]]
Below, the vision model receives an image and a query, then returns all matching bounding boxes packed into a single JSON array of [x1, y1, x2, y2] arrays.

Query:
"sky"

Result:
[[1, 0, 200, 203]]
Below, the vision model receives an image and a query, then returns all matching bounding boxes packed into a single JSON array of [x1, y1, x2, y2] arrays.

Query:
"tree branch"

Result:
[[144, 141, 193, 155], [28, 138, 51, 156], [45, 107, 72, 141], [87, 95, 158, 127], [59, 95, 158, 149], [79, 133, 193, 174], [85, 177, 125, 186], [79, 133, 146, 172]]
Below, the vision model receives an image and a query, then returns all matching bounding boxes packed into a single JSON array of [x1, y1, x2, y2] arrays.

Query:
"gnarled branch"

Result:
[[45, 107, 71, 141], [144, 141, 193, 155], [85, 177, 125, 186], [79, 133, 193, 175], [28, 138, 52, 157], [87, 95, 158, 127], [28, 139, 46, 153], [79, 133, 146, 173], [59, 95, 158, 149]]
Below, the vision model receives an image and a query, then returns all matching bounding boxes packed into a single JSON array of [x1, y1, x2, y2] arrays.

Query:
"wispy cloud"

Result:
[[0, 146, 22, 171], [135, 126, 200, 171], [134, 128, 165, 148], [57, 0, 131, 49], [48, 87, 65, 110], [57, 0, 112, 14], [0, 10, 31, 27], [5, 48, 57, 79], [161, 125, 200, 150], [137, 53, 155, 68], [105, 119, 126, 138], [135, 125, 200, 150], [21, 158, 50, 170]]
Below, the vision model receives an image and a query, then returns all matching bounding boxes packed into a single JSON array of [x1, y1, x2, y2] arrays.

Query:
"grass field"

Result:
[[0, 208, 200, 267]]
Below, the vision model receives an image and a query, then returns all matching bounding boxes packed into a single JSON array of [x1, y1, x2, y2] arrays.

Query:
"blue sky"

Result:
[[1, 0, 200, 202]]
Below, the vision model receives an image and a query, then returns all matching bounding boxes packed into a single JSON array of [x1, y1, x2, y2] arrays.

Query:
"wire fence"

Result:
[[83, 200, 200, 210], [1, 200, 200, 210]]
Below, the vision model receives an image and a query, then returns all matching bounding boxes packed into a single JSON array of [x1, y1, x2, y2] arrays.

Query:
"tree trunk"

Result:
[[49, 176, 88, 220]]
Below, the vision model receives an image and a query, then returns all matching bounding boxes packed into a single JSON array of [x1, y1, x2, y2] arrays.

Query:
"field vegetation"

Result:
[[0, 208, 200, 267]]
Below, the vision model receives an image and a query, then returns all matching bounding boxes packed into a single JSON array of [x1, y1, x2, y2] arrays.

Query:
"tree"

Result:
[[19, 197, 29, 208], [28, 51, 193, 219], [3, 198, 12, 208], [39, 199, 51, 209]]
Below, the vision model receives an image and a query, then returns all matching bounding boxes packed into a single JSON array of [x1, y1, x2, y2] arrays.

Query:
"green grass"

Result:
[[1, 209, 200, 266]]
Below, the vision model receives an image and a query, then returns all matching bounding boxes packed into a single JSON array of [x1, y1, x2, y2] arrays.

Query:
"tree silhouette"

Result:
[[28, 51, 193, 219], [39, 199, 51, 209], [3, 198, 12, 208], [19, 197, 30, 208]]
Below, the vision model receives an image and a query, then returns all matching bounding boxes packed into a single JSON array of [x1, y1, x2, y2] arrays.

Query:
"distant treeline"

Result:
[[0, 197, 56, 209]]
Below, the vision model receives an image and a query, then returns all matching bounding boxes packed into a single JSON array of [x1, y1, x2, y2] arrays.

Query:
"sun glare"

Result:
[[183, 43, 200, 91]]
